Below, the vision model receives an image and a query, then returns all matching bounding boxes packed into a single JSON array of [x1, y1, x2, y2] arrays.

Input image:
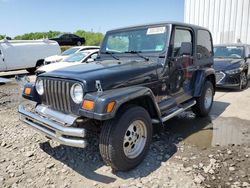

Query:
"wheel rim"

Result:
[[204, 88, 213, 110], [123, 120, 147, 159], [240, 72, 247, 88], [77, 41, 81, 46]]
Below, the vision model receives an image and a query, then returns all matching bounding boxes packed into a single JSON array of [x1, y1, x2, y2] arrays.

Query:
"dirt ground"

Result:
[[0, 73, 250, 188]]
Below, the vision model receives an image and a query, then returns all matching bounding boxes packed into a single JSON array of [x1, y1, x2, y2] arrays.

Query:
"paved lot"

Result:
[[0, 71, 249, 188]]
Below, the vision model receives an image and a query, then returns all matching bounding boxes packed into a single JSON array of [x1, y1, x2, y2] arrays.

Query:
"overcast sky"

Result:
[[0, 0, 184, 37]]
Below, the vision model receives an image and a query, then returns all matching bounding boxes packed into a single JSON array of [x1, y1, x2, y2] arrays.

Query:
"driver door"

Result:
[[168, 27, 194, 103]]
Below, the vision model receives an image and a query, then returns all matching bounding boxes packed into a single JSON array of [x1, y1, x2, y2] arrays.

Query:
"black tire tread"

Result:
[[99, 105, 152, 171], [192, 80, 214, 117]]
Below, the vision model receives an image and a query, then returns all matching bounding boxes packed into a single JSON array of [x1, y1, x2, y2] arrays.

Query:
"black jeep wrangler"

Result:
[[19, 22, 215, 171]]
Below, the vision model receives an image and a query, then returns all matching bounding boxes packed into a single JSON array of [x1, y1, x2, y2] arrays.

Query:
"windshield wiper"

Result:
[[101, 51, 119, 60], [125, 51, 149, 61]]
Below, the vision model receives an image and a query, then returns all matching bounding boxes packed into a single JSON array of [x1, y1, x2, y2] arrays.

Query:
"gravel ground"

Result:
[[0, 77, 250, 188]]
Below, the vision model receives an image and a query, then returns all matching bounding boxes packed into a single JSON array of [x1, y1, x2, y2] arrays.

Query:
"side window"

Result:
[[197, 30, 212, 58], [72, 34, 78, 38], [0, 50, 2, 55], [63, 34, 69, 38], [173, 29, 192, 57]]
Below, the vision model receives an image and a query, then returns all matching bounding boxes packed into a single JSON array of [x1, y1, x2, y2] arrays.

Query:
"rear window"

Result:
[[197, 30, 213, 58]]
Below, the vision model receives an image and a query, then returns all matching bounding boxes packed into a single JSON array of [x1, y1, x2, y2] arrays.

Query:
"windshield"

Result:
[[101, 26, 168, 53], [61, 48, 80, 56], [214, 46, 244, 58], [64, 52, 88, 63]]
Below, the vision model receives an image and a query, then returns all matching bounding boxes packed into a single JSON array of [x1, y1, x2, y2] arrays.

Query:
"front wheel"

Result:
[[239, 71, 248, 90], [192, 80, 214, 117], [99, 106, 152, 171]]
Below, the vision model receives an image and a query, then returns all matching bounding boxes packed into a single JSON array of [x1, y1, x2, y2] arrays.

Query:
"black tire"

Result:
[[26, 60, 44, 74], [26, 68, 36, 74], [192, 80, 214, 117], [99, 106, 152, 171], [239, 71, 248, 90], [76, 41, 82, 46]]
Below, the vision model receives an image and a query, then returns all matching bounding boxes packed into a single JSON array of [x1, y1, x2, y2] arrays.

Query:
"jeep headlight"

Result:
[[70, 83, 84, 104], [35, 78, 44, 95], [225, 67, 243, 74]]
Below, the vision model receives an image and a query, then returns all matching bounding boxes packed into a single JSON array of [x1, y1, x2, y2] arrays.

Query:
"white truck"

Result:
[[0, 39, 61, 73]]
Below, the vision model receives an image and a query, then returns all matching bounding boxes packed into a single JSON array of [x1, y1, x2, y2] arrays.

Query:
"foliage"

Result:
[[0, 35, 5, 40], [14, 31, 62, 40], [60, 46, 72, 52], [74, 30, 104, 46], [13, 30, 104, 46]]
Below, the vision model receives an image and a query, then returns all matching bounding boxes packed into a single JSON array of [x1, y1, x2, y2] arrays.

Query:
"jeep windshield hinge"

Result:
[[96, 80, 103, 95]]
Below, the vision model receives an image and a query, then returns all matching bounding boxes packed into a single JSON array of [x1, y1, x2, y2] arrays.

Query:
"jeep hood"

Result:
[[41, 59, 158, 92], [37, 61, 82, 73], [214, 58, 243, 71]]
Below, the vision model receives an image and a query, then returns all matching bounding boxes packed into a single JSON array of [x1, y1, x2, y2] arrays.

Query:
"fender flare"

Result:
[[79, 86, 161, 121], [192, 68, 215, 97]]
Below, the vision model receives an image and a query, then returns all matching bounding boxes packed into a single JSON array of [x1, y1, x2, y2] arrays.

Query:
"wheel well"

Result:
[[244, 68, 248, 74], [206, 74, 216, 93], [118, 96, 159, 119], [36, 59, 44, 67]]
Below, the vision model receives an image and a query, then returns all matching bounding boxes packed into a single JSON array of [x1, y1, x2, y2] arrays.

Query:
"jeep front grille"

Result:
[[215, 71, 225, 84], [43, 79, 72, 113]]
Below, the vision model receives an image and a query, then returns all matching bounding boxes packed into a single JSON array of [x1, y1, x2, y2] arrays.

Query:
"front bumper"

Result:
[[215, 71, 241, 88], [18, 103, 87, 148]]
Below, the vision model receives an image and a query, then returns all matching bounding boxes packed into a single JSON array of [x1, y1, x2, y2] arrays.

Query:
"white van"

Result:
[[0, 39, 61, 73]]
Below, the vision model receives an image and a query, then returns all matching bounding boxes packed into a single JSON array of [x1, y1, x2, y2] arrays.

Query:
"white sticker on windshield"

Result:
[[147, 27, 166, 35]]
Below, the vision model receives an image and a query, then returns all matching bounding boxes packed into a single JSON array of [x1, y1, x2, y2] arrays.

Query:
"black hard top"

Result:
[[108, 21, 208, 32]]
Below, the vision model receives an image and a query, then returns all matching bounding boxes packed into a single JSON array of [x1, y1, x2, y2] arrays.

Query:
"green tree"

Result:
[[14, 31, 61, 40], [74, 30, 104, 46], [13, 30, 104, 46], [0, 35, 6, 40]]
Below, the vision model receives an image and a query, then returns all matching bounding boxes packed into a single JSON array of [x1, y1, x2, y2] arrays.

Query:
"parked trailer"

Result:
[[0, 39, 61, 73]]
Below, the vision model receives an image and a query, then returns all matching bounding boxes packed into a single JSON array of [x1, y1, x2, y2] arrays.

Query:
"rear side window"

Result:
[[197, 30, 212, 58], [0, 50, 1, 55]]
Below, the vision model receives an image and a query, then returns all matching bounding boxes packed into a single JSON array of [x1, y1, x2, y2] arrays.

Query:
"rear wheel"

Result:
[[26, 60, 44, 74], [192, 80, 214, 117], [239, 71, 248, 90], [99, 106, 152, 171], [26, 68, 36, 74], [77, 41, 82, 46]]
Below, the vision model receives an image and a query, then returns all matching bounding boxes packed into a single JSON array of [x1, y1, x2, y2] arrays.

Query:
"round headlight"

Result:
[[70, 83, 83, 104], [35, 78, 44, 95]]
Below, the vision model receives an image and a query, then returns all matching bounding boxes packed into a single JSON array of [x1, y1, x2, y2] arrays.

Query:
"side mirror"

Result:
[[179, 42, 192, 56], [86, 58, 94, 63]]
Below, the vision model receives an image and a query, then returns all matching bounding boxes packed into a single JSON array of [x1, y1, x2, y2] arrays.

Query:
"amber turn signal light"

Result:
[[106, 101, 115, 113], [24, 87, 31, 95], [82, 100, 95, 110]]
